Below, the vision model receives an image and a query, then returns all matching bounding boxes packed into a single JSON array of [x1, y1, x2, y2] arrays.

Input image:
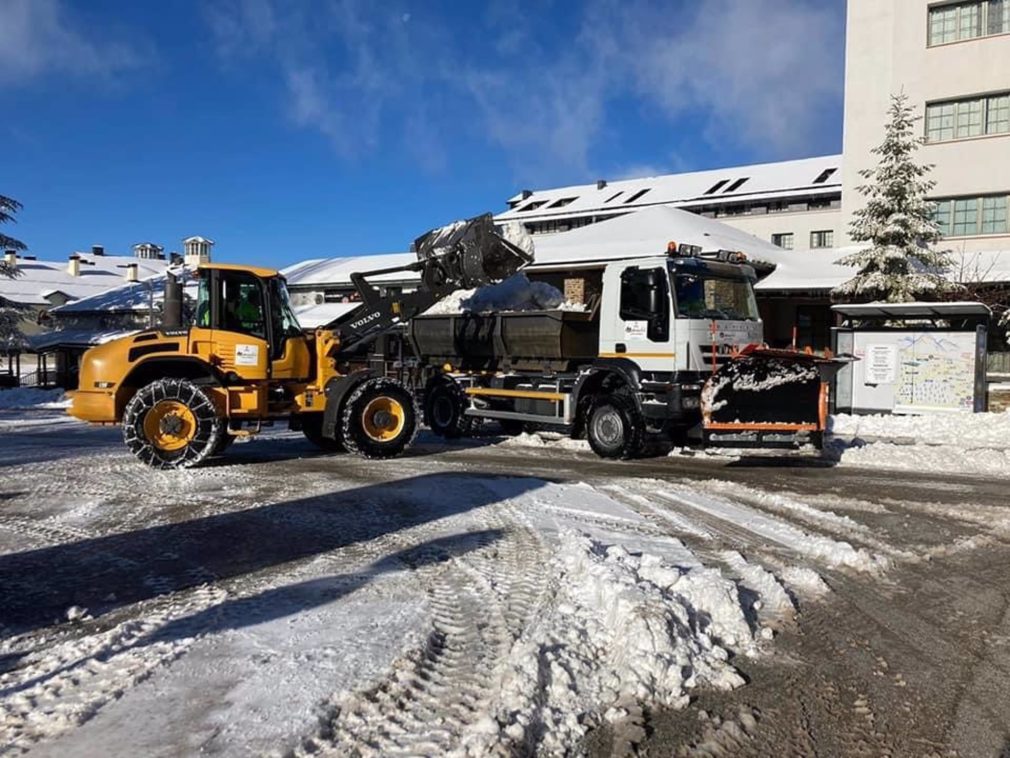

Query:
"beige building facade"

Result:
[[843, 0, 1010, 252]]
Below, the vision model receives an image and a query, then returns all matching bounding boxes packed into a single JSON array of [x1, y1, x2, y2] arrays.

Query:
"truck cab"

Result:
[[597, 253, 763, 378]]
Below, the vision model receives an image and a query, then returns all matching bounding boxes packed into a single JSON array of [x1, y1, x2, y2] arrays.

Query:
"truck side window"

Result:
[[619, 267, 669, 342], [221, 273, 267, 340]]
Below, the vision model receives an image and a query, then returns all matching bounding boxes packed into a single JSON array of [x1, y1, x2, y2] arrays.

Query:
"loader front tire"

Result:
[[586, 392, 645, 460], [342, 378, 418, 459], [123, 378, 224, 469]]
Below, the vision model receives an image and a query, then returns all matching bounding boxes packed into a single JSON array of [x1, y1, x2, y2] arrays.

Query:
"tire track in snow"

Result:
[[302, 503, 551, 756], [610, 479, 888, 574]]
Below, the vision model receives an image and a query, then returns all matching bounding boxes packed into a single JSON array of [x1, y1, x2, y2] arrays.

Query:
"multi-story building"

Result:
[[843, 0, 1010, 253], [493, 156, 844, 253]]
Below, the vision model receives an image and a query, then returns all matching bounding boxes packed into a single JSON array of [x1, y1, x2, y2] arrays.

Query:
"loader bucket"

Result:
[[701, 347, 851, 448], [414, 213, 534, 292]]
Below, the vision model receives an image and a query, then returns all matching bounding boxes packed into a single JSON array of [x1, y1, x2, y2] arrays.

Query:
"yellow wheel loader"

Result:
[[68, 214, 532, 468]]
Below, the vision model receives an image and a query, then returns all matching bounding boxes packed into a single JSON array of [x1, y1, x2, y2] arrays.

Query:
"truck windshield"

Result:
[[673, 272, 759, 321]]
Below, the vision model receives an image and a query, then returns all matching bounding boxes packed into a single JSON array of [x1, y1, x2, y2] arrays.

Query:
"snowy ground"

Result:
[[3, 411, 1010, 755]]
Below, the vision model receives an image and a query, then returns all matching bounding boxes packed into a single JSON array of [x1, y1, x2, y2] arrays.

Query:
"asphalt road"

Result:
[[3, 414, 1010, 756]]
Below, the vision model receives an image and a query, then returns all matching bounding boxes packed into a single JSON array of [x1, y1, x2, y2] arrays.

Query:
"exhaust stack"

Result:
[[162, 272, 183, 328]]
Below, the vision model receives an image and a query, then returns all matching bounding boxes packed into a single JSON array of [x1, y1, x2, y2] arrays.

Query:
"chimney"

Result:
[[3, 249, 15, 267], [67, 255, 81, 277], [125, 262, 139, 282], [596, 180, 607, 190], [133, 242, 164, 260], [183, 236, 214, 267], [91, 244, 105, 256]]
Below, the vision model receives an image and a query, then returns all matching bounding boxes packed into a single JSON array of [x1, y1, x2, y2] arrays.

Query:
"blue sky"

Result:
[[2, 0, 846, 268]]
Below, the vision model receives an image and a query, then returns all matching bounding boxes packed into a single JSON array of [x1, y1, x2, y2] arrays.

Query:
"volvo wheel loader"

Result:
[[68, 214, 532, 468]]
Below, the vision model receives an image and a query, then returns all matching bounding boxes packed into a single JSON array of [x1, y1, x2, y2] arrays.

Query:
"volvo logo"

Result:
[[350, 311, 381, 329]]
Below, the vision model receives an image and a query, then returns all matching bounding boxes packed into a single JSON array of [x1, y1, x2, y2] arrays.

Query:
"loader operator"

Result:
[[226, 285, 266, 338]]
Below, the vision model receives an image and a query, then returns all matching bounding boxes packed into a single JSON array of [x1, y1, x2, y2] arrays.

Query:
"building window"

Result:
[[982, 195, 1009, 233], [933, 193, 1010, 236], [772, 233, 794, 249], [810, 230, 834, 248], [929, 0, 1010, 45], [624, 188, 651, 204], [926, 91, 1010, 142]]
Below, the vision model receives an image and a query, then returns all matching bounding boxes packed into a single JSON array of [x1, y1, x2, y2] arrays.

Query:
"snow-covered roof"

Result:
[[755, 247, 858, 292], [529, 206, 785, 268], [293, 301, 360, 328], [0, 252, 168, 307], [51, 271, 198, 314], [832, 301, 992, 318], [495, 155, 843, 223], [283, 253, 417, 288], [29, 328, 138, 351]]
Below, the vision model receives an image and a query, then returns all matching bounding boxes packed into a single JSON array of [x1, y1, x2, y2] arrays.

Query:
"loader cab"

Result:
[[194, 264, 311, 381]]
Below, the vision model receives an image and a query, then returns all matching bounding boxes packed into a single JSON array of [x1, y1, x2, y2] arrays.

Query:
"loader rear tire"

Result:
[[586, 392, 645, 460], [300, 413, 346, 453], [123, 378, 223, 469], [423, 378, 471, 438], [342, 378, 419, 459]]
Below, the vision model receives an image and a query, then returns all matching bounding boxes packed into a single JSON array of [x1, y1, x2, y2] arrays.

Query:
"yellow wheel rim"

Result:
[[361, 396, 406, 443], [143, 400, 198, 452]]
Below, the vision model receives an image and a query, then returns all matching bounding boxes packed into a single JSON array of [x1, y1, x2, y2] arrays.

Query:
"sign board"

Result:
[[235, 344, 260, 366], [624, 320, 648, 340], [863, 344, 897, 385]]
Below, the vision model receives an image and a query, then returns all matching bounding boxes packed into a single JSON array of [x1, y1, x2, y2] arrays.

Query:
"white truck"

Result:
[[409, 244, 768, 458]]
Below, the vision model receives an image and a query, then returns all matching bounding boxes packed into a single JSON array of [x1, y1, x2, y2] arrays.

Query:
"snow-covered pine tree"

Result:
[[0, 194, 27, 350], [833, 93, 957, 303]]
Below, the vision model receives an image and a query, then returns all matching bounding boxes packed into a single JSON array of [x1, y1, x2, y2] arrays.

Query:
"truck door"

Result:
[[208, 269, 271, 381], [599, 263, 676, 371]]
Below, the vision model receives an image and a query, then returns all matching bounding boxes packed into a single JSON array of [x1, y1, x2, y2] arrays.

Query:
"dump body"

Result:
[[409, 310, 599, 371]]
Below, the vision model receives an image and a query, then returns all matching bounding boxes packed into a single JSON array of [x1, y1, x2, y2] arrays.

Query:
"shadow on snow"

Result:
[[0, 472, 545, 636]]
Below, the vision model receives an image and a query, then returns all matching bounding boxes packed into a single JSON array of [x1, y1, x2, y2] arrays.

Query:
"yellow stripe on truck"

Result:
[[598, 352, 676, 359], [464, 387, 565, 402]]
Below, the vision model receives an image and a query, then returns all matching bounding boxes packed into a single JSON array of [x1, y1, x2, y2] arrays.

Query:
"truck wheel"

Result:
[[122, 378, 224, 469], [300, 413, 346, 452], [423, 378, 472, 438], [342, 378, 419, 459], [586, 393, 645, 460]]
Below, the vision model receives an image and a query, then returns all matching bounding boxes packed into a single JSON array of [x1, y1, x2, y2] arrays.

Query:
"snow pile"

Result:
[[829, 411, 1010, 447], [458, 530, 755, 755], [827, 411, 1010, 477], [0, 387, 69, 409], [499, 220, 535, 259], [702, 359, 817, 413], [499, 430, 592, 452], [425, 273, 585, 315]]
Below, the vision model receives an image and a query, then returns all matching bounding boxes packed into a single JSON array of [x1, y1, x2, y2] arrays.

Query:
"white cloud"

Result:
[[0, 0, 142, 87], [204, 0, 845, 181]]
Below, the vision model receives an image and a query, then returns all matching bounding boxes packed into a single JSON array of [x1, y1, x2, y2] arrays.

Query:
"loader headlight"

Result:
[[683, 396, 700, 409]]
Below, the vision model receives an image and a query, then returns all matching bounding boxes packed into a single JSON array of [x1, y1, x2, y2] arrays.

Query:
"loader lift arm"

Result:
[[324, 214, 533, 356]]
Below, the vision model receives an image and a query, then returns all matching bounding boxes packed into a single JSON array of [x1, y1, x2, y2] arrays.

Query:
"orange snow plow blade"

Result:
[[701, 346, 852, 449]]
